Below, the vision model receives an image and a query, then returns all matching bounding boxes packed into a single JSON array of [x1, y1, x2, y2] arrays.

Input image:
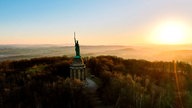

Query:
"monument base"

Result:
[[70, 57, 86, 81]]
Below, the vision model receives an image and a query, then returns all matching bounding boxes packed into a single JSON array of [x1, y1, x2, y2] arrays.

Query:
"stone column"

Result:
[[72, 70, 74, 79], [80, 70, 83, 80], [75, 69, 77, 79], [78, 70, 80, 80]]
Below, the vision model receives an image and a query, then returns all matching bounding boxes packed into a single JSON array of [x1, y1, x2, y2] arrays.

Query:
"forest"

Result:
[[0, 55, 192, 108]]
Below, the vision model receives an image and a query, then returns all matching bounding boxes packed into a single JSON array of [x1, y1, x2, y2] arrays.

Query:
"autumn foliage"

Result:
[[0, 55, 192, 108]]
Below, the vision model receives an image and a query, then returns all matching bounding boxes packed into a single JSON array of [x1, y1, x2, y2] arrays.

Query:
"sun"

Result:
[[150, 20, 189, 45]]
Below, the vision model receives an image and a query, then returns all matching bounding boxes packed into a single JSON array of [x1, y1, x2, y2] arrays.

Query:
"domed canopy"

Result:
[[71, 57, 85, 66]]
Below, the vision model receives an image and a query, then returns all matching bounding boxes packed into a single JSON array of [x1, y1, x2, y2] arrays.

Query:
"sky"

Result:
[[0, 0, 192, 45]]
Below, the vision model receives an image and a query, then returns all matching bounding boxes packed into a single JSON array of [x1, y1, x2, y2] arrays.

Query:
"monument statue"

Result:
[[74, 33, 80, 57], [70, 32, 86, 81]]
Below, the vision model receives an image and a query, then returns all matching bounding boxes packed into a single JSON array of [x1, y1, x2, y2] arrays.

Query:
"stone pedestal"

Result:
[[70, 57, 86, 81]]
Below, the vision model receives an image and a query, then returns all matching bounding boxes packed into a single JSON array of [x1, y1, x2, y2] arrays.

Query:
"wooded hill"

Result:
[[0, 56, 192, 108]]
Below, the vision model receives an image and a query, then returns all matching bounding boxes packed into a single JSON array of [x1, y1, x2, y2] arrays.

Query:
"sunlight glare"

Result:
[[150, 20, 190, 44]]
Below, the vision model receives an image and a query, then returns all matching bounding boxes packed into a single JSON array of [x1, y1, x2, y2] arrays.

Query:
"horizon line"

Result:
[[0, 43, 191, 47]]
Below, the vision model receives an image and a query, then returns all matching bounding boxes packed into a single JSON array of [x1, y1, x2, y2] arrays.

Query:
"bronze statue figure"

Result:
[[74, 33, 80, 57]]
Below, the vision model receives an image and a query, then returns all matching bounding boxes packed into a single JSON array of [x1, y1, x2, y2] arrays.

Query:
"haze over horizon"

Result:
[[0, 0, 192, 45]]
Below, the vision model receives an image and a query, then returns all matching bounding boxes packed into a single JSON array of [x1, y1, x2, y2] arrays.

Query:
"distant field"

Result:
[[0, 45, 192, 63]]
